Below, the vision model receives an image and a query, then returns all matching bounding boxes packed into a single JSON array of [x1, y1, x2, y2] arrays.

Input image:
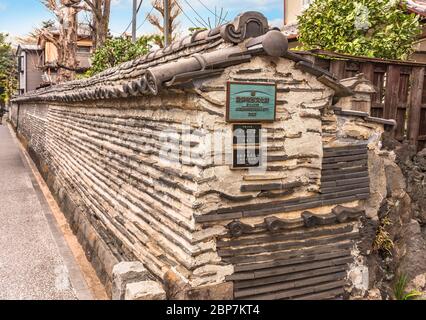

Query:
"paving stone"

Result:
[[125, 281, 166, 301]]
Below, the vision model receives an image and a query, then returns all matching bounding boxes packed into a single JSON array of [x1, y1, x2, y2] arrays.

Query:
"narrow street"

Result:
[[0, 124, 92, 300]]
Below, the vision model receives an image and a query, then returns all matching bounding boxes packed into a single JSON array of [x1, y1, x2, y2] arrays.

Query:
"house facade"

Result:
[[37, 25, 93, 86], [16, 25, 94, 95], [284, 0, 313, 25], [16, 44, 43, 95]]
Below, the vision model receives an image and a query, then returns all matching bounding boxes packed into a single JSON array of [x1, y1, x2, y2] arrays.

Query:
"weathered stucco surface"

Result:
[[10, 11, 403, 300], [10, 53, 391, 299]]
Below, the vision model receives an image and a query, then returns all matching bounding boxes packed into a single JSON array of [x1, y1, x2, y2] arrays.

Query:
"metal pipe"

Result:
[[132, 0, 137, 42], [164, 0, 170, 46]]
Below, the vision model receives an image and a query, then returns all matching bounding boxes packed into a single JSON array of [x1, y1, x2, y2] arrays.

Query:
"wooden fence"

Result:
[[298, 50, 426, 151]]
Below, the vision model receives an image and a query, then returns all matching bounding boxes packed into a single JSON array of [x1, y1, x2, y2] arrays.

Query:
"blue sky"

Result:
[[0, 0, 283, 41]]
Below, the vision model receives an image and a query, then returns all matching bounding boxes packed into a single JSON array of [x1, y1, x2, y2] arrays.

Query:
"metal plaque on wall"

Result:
[[226, 81, 277, 122], [232, 124, 262, 169]]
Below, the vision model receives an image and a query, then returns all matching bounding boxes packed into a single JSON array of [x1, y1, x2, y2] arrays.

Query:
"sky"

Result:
[[0, 0, 284, 43]]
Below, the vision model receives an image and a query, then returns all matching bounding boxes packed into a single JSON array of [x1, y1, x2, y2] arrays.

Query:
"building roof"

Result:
[[16, 44, 42, 53], [44, 24, 92, 38], [12, 11, 351, 104]]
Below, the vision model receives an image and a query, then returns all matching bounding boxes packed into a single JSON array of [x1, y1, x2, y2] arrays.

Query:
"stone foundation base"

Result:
[[16, 132, 121, 297]]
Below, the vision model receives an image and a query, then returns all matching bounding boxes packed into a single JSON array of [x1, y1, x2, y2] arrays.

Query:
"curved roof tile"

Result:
[[12, 11, 350, 104]]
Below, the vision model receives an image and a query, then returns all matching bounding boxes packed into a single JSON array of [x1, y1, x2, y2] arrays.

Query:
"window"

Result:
[[77, 46, 91, 53], [18, 56, 24, 73]]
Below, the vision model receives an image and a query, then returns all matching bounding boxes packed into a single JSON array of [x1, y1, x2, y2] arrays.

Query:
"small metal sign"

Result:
[[232, 124, 262, 169], [226, 81, 277, 122]]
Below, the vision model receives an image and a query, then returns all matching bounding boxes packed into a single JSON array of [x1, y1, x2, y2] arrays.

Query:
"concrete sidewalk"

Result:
[[0, 124, 92, 300]]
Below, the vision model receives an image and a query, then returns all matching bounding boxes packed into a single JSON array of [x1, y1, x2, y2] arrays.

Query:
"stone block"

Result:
[[186, 282, 234, 300], [125, 281, 166, 301], [396, 220, 426, 279], [163, 269, 191, 300], [62, 193, 76, 219], [341, 123, 371, 140], [112, 262, 150, 300], [365, 151, 386, 220], [98, 242, 119, 279], [384, 163, 406, 198]]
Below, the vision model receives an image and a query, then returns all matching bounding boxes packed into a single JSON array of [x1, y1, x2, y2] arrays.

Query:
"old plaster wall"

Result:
[[12, 94, 204, 295], [10, 54, 341, 295], [196, 57, 334, 214], [11, 54, 391, 299], [189, 57, 337, 290]]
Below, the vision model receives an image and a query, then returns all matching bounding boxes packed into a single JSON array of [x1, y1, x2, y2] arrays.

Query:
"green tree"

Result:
[[297, 0, 421, 60], [0, 33, 17, 103], [87, 35, 158, 76]]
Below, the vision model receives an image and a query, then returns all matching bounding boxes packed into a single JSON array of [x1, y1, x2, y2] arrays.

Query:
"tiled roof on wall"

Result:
[[12, 11, 350, 104]]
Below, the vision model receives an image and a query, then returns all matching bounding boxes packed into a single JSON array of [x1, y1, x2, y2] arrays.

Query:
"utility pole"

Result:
[[164, 0, 170, 46], [132, 0, 137, 42]]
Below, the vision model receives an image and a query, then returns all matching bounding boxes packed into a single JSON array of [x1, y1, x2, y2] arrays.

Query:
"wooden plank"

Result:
[[229, 255, 352, 282], [321, 177, 369, 188], [384, 65, 401, 121], [335, 177, 370, 187], [322, 165, 368, 177], [234, 272, 347, 299], [294, 287, 344, 300], [240, 279, 346, 300], [242, 200, 324, 218], [408, 67, 425, 146], [234, 264, 349, 290], [322, 159, 367, 170], [321, 182, 370, 195], [217, 224, 354, 249], [222, 241, 354, 265], [199, 181, 369, 223], [220, 235, 357, 261], [360, 62, 375, 82], [234, 249, 351, 273], [321, 196, 359, 206], [330, 60, 347, 79], [241, 183, 282, 192], [252, 256, 353, 280], [322, 153, 368, 164], [320, 187, 370, 200], [321, 171, 369, 182], [200, 188, 369, 223], [241, 181, 302, 192], [323, 148, 368, 158], [195, 211, 242, 223], [323, 144, 367, 153]]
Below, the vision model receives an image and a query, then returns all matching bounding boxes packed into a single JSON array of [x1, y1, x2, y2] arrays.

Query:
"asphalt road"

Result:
[[0, 124, 91, 300]]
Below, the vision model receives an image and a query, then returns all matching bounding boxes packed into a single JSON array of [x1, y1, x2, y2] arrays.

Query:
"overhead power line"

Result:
[[174, 0, 200, 29], [134, 0, 228, 41], [181, 0, 210, 29], [136, 5, 156, 32], [195, 0, 228, 26], [122, 0, 144, 36]]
